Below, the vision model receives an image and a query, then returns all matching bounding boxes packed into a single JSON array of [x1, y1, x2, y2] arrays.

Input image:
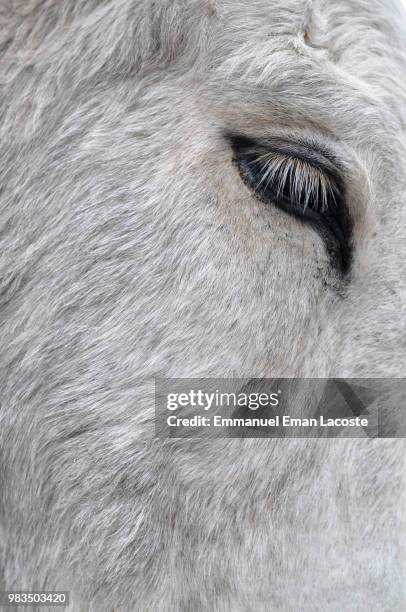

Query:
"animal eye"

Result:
[[229, 134, 352, 274]]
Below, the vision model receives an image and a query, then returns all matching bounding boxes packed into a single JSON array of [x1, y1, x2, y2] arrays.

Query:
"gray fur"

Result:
[[0, 0, 406, 610]]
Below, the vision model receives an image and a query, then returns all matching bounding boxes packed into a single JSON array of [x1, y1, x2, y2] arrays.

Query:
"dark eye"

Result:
[[229, 134, 353, 274]]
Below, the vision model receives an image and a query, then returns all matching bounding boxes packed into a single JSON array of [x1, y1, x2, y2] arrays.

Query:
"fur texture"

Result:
[[1, 0, 406, 610]]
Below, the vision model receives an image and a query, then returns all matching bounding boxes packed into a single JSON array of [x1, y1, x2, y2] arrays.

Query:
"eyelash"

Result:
[[238, 151, 339, 213]]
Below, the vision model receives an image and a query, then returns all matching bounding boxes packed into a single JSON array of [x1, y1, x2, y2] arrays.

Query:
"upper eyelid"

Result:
[[228, 133, 343, 178]]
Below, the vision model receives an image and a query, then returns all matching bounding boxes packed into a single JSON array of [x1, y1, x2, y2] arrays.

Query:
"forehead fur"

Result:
[[2, 1, 406, 72], [2, 1, 405, 129]]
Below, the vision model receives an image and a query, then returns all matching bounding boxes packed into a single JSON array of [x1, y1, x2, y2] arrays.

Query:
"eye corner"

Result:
[[224, 131, 257, 156]]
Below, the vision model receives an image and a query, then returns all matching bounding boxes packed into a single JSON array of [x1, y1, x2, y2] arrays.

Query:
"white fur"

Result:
[[0, 1, 406, 610]]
